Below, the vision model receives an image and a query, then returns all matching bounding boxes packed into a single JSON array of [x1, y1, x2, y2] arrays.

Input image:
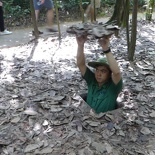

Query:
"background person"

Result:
[[33, 0, 57, 34], [84, 0, 101, 22], [76, 35, 123, 114], [0, 1, 12, 35]]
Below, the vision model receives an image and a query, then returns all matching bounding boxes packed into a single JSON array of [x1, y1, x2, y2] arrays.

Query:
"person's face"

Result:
[[94, 66, 111, 86]]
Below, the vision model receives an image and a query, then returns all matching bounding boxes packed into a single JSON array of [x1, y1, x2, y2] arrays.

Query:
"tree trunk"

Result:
[[107, 0, 131, 27], [107, 0, 124, 26], [128, 0, 138, 61], [30, 0, 39, 39], [93, 0, 96, 21], [53, 0, 61, 39], [124, 0, 130, 52]]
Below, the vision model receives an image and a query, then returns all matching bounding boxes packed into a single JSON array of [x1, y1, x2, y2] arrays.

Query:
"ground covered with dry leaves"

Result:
[[0, 20, 155, 155]]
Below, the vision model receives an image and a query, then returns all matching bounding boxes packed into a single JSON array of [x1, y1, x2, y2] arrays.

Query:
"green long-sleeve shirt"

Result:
[[83, 67, 123, 114]]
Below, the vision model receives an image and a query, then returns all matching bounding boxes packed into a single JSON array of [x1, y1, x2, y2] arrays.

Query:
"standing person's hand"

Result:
[[40, 0, 45, 5], [98, 36, 111, 51], [0, 1, 3, 6], [76, 34, 87, 47]]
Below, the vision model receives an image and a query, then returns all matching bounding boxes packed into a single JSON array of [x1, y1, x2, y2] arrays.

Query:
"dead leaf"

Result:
[[23, 108, 38, 115]]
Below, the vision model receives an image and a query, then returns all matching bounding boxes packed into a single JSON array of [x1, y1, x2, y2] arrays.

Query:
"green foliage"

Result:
[[147, 0, 155, 8], [81, 0, 90, 9], [138, 0, 147, 6], [58, 0, 80, 12], [13, 0, 29, 9], [145, 0, 155, 20], [3, 0, 30, 19], [130, 0, 146, 7], [101, 0, 116, 6]]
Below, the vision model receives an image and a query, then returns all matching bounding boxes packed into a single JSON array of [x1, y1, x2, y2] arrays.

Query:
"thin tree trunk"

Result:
[[128, 0, 138, 61], [30, 0, 39, 39], [93, 0, 96, 21], [53, 0, 61, 39], [124, 0, 130, 52]]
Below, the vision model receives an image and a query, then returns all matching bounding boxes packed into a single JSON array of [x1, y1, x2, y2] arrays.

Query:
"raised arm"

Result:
[[40, 0, 45, 4], [99, 37, 122, 84], [76, 35, 87, 76]]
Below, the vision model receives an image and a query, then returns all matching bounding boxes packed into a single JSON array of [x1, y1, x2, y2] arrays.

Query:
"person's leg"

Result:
[[33, 0, 41, 22], [0, 5, 12, 35], [0, 6, 5, 32], [47, 8, 53, 28], [35, 10, 40, 22], [43, 0, 57, 31], [85, 4, 91, 16], [90, 0, 101, 22], [84, 4, 91, 22], [90, 5, 94, 22], [95, 0, 101, 9], [90, 0, 95, 22], [32, 0, 43, 34], [85, 0, 95, 22]]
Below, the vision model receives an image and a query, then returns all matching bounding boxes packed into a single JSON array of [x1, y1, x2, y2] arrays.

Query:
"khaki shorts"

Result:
[[91, 0, 101, 8]]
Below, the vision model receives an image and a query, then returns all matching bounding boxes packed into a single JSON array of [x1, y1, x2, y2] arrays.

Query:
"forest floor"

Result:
[[0, 12, 155, 155]]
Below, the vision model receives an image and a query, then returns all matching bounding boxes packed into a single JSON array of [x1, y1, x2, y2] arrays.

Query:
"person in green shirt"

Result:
[[76, 35, 123, 114]]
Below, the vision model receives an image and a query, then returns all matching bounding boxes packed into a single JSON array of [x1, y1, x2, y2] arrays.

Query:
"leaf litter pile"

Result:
[[0, 20, 155, 155]]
